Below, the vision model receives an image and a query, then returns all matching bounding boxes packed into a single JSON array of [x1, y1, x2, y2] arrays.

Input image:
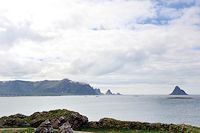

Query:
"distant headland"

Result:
[[0, 79, 120, 96]]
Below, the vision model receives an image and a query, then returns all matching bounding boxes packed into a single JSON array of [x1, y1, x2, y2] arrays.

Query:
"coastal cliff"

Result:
[[0, 79, 101, 96]]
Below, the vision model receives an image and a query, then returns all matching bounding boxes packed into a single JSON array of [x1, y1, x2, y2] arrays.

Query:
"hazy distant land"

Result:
[[0, 79, 121, 96]]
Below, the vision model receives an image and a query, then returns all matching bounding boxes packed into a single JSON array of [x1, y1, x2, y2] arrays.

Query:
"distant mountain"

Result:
[[0, 79, 101, 96], [170, 86, 188, 95]]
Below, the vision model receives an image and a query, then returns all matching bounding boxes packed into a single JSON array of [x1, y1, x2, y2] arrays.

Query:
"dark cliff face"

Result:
[[170, 86, 188, 95], [94, 88, 102, 95], [0, 79, 101, 96]]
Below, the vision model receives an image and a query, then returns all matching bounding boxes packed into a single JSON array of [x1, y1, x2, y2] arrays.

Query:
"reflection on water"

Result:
[[0, 95, 200, 127], [167, 96, 193, 99]]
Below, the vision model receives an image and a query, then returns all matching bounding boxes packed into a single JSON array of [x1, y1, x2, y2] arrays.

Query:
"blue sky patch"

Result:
[[154, 0, 196, 9]]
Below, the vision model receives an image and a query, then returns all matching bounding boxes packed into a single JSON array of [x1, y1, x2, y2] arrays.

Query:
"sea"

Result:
[[0, 95, 200, 127]]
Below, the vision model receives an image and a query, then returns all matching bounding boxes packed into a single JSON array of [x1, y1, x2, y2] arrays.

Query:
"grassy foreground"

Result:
[[80, 128, 168, 133], [0, 128, 35, 133]]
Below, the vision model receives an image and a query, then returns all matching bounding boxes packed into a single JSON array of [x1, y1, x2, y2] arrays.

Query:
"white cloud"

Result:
[[0, 0, 199, 94]]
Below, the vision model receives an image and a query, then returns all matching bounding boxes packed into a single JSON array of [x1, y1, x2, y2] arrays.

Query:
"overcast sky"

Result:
[[0, 0, 200, 94]]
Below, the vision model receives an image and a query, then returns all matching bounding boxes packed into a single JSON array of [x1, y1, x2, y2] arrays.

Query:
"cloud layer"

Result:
[[0, 0, 200, 94]]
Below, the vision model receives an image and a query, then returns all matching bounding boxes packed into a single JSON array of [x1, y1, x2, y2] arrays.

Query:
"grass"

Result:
[[80, 128, 168, 133], [0, 128, 35, 133], [80, 127, 200, 133]]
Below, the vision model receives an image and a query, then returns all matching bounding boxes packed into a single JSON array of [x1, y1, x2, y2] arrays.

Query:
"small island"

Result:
[[170, 86, 188, 95], [105, 89, 121, 95]]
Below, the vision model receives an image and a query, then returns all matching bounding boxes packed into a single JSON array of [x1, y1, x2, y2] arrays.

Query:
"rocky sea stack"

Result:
[[105, 89, 113, 95], [170, 86, 188, 95]]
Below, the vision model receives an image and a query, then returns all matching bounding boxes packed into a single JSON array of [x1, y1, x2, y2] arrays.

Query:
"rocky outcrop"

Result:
[[105, 89, 113, 95], [88, 118, 195, 133], [67, 112, 88, 129], [105, 89, 121, 95], [0, 114, 30, 128], [50, 117, 61, 129], [58, 122, 73, 133], [29, 109, 88, 129], [170, 86, 188, 95], [35, 119, 53, 133], [0, 109, 88, 130], [1, 109, 199, 132]]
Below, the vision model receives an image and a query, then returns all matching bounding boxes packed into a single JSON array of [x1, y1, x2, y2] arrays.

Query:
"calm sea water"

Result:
[[0, 95, 200, 127]]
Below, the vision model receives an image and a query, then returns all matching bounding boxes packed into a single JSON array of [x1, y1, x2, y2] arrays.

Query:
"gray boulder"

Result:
[[35, 119, 53, 133], [58, 121, 73, 133], [51, 118, 61, 129], [68, 113, 88, 129]]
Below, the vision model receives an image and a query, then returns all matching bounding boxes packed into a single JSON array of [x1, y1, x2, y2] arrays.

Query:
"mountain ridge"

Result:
[[0, 79, 101, 96]]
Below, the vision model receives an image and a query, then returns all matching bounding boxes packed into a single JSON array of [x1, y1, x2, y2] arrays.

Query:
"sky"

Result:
[[0, 0, 200, 94]]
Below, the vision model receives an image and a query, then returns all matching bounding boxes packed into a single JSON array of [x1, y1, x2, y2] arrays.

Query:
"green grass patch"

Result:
[[0, 128, 35, 133], [80, 128, 168, 133]]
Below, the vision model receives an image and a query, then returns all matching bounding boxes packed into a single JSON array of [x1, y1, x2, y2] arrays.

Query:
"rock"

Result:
[[35, 119, 53, 133], [51, 118, 61, 129], [68, 113, 88, 129], [58, 121, 73, 133], [0, 109, 88, 129], [28, 109, 88, 129], [0, 114, 29, 127], [105, 89, 121, 95], [170, 86, 188, 95], [50, 116, 67, 129], [29, 112, 48, 127], [59, 116, 66, 124], [88, 118, 196, 132], [105, 89, 113, 95]]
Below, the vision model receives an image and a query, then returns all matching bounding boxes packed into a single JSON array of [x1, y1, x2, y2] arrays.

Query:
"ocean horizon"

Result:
[[1, 95, 200, 127]]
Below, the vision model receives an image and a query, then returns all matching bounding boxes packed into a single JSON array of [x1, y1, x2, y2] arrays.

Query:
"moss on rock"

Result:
[[88, 118, 200, 133], [0, 110, 200, 133], [0, 109, 88, 130]]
